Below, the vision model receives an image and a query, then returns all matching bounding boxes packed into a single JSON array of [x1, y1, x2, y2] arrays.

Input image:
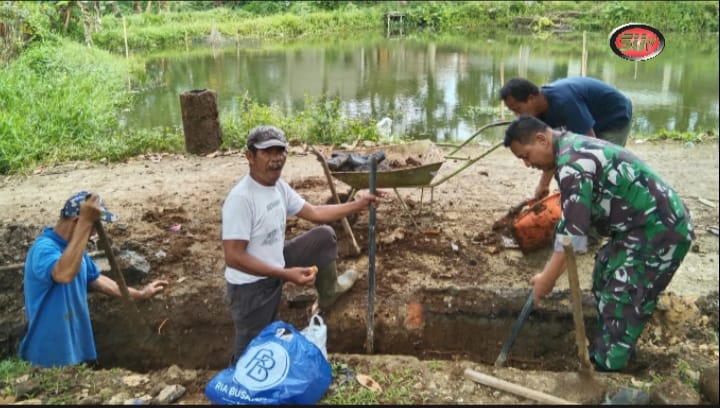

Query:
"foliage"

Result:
[[321, 361, 427, 405], [221, 92, 378, 150], [638, 129, 719, 144], [0, 38, 132, 173], [676, 358, 700, 391], [0, 357, 29, 394]]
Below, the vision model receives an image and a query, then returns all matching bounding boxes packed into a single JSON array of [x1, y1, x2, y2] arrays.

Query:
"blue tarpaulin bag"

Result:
[[204, 320, 333, 405]]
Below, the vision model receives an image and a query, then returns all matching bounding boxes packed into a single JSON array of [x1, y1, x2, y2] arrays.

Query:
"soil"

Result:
[[0, 140, 718, 404]]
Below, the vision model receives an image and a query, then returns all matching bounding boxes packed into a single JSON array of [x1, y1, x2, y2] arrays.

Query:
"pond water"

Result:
[[125, 31, 719, 142]]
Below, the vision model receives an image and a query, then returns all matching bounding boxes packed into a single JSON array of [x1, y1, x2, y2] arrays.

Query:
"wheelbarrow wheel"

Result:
[[325, 193, 359, 226]]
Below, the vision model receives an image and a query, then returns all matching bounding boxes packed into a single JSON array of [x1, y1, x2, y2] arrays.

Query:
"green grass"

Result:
[[322, 362, 425, 405], [0, 38, 133, 173], [635, 129, 718, 143]]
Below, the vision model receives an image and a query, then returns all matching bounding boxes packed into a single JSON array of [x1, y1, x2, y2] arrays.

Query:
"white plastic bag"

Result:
[[300, 314, 327, 359]]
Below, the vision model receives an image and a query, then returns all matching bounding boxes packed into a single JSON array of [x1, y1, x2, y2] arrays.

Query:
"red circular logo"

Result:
[[609, 23, 665, 61]]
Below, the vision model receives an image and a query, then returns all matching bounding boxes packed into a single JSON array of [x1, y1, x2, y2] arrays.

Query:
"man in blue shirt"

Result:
[[500, 77, 633, 200], [19, 191, 168, 367]]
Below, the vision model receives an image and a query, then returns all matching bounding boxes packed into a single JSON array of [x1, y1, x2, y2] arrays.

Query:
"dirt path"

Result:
[[0, 140, 718, 404]]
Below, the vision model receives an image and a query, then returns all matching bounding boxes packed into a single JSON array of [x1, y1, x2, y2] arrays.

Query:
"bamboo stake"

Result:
[[122, 16, 129, 60], [581, 31, 587, 77], [500, 62, 505, 120], [464, 368, 577, 405], [309, 146, 361, 256]]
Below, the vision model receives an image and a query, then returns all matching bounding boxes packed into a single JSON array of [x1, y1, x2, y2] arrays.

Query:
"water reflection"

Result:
[[126, 32, 719, 141]]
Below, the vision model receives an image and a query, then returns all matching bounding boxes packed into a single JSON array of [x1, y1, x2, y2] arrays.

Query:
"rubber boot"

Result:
[[315, 261, 359, 309]]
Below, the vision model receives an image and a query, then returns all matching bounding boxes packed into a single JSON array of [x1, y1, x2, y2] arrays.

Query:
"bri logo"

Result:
[[233, 342, 290, 390], [609, 23, 665, 61]]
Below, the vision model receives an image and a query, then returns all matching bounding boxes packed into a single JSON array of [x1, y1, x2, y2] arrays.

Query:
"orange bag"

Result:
[[512, 192, 562, 252]]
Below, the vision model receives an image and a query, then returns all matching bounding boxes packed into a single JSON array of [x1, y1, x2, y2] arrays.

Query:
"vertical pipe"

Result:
[[366, 156, 377, 354]]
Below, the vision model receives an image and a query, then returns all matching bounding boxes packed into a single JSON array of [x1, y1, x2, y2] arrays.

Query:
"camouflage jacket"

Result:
[[552, 132, 695, 253]]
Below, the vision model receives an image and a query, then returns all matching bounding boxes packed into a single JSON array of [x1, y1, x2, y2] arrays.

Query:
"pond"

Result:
[[125, 31, 719, 142]]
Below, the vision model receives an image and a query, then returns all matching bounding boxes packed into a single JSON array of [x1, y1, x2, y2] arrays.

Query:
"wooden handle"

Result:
[[561, 236, 594, 375], [464, 368, 577, 405]]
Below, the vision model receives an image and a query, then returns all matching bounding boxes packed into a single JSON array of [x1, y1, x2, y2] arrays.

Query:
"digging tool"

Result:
[[310, 146, 362, 256], [95, 220, 153, 339], [494, 287, 535, 367], [560, 236, 594, 376], [366, 156, 377, 354]]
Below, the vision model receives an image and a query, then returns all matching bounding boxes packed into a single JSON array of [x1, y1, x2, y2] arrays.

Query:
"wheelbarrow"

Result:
[[311, 120, 512, 233]]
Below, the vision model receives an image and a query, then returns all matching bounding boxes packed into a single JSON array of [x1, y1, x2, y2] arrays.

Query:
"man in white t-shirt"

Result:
[[222, 125, 383, 363]]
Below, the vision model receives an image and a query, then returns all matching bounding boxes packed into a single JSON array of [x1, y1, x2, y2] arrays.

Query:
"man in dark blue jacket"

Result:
[[500, 77, 633, 200]]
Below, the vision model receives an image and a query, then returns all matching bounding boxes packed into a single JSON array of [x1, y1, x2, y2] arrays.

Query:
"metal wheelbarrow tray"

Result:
[[329, 140, 445, 190]]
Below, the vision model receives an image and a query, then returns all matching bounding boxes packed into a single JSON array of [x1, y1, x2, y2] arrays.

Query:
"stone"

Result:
[[701, 364, 719, 404], [154, 384, 186, 404], [649, 378, 700, 405]]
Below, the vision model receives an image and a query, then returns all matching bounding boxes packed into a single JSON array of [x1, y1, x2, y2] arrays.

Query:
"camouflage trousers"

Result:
[[590, 235, 692, 371]]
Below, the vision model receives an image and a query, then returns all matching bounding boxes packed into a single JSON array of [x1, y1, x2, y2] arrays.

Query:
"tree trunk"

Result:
[[145, 1, 152, 13], [133, 1, 142, 13], [77, 1, 94, 47], [93, 1, 102, 32], [63, 6, 72, 32], [179, 89, 223, 155]]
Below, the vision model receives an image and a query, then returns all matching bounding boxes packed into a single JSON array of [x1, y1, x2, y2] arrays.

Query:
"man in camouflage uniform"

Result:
[[503, 115, 695, 371]]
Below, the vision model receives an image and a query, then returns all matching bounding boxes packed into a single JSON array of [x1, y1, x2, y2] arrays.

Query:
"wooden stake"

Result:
[[309, 146, 362, 256], [122, 16, 129, 59], [581, 31, 587, 77], [500, 62, 505, 120], [561, 236, 594, 375]]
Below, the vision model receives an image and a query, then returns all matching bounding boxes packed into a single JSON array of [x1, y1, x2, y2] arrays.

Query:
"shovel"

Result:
[[494, 287, 535, 367], [95, 220, 154, 342]]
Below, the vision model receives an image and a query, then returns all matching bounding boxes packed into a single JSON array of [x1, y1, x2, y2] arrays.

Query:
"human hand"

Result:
[[358, 190, 388, 209], [529, 272, 555, 305], [79, 193, 103, 224], [533, 183, 550, 202], [139, 279, 169, 300], [287, 266, 317, 286]]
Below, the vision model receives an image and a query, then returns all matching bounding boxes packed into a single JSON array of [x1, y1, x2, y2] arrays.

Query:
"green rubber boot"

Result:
[[316, 261, 359, 309]]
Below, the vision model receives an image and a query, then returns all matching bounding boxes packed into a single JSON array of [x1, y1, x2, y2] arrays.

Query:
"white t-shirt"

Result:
[[222, 175, 305, 284]]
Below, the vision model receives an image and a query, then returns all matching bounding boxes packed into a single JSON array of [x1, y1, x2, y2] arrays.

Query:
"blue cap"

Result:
[[60, 191, 118, 222]]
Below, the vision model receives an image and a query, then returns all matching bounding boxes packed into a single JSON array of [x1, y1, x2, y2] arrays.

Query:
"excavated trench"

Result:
[[88, 286, 608, 374]]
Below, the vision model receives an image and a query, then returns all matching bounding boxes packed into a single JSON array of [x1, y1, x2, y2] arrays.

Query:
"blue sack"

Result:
[[205, 320, 333, 405]]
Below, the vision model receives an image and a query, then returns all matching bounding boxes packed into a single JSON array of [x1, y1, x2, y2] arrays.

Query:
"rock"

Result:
[[603, 387, 649, 405], [701, 364, 719, 404], [108, 392, 130, 405], [649, 378, 700, 405], [77, 395, 102, 405], [122, 374, 150, 387], [154, 384, 186, 404], [164, 365, 184, 381], [116, 250, 151, 284], [13, 398, 43, 405], [13, 378, 41, 399]]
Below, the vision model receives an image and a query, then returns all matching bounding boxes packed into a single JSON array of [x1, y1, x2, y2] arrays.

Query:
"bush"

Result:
[[0, 39, 132, 173]]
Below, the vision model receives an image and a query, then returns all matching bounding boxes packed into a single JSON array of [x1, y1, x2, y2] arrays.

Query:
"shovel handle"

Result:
[[495, 288, 535, 367], [95, 221, 133, 305]]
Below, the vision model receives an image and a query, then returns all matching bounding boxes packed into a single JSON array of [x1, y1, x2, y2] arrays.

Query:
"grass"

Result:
[[635, 129, 719, 144], [322, 362, 425, 405]]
